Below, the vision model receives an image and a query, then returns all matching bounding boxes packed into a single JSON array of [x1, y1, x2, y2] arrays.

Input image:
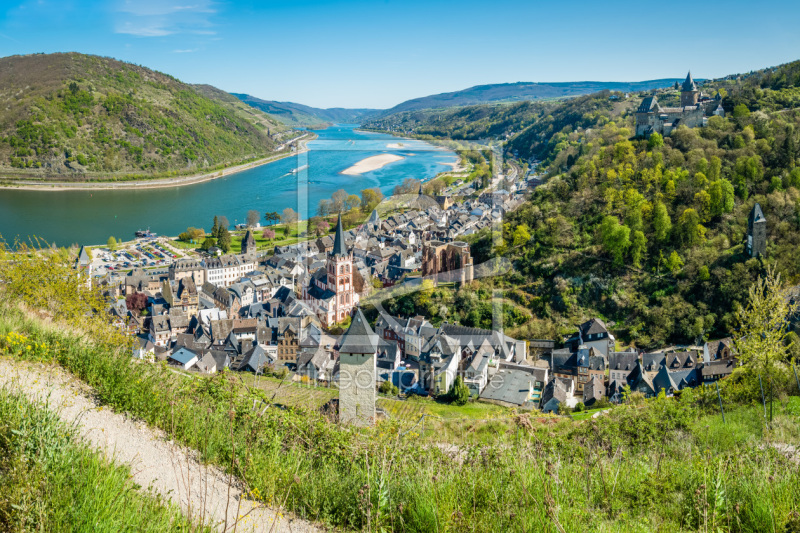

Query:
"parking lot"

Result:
[[90, 238, 189, 275]]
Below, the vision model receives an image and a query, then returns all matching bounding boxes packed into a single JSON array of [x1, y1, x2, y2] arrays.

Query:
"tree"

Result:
[[732, 104, 751, 119], [317, 199, 332, 216], [125, 292, 148, 315], [361, 187, 384, 213], [393, 177, 422, 196], [665, 250, 684, 275], [261, 228, 275, 240], [630, 230, 646, 268], [200, 237, 216, 251], [246, 210, 260, 228], [211, 216, 220, 239], [599, 216, 630, 267], [513, 224, 531, 247], [445, 376, 470, 406], [308, 216, 330, 237], [331, 189, 348, 213], [346, 194, 361, 211], [218, 216, 230, 232], [735, 268, 798, 422], [678, 208, 705, 247], [263, 211, 280, 226], [281, 207, 299, 225], [178, 227, 205, 243], [653, 202, 672, 243], [106, 236, 117, 250], [733, 155, 763, 200], [708, 179, 735, 217], [647, 132, 664, 149], [708, 156, 722, 181], [217, 227, 231, 253]]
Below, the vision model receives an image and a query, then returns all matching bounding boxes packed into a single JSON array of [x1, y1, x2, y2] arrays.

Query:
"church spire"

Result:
[[682, 71, 697, 92], [332, 213, 347, 257]]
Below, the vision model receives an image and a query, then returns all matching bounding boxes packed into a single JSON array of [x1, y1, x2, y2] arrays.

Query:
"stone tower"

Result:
[[327, 214, 356, 324], [747, 203, 767, 258], [241, 230, 256, 259], [338, 308, 377, 426], [680, 72, 699, 107]]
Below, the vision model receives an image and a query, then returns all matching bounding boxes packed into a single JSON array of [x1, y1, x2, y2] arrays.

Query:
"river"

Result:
[[0, 125, 457, 247]]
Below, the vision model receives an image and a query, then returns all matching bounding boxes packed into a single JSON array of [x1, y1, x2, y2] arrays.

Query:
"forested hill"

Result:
[[380, 79, 684, 114], [362, 91, 634, 149], [0, 53, 288, 178], [472, 60, 800, 348], [231, 93, 380, 127]]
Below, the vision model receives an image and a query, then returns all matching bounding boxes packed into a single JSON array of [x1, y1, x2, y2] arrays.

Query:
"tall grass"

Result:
[[0, 382, 208, 532], [2, 303, 799, 532]]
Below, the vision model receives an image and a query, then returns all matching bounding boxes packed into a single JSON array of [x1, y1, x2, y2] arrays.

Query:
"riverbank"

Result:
[[0, 133, 314, 192]]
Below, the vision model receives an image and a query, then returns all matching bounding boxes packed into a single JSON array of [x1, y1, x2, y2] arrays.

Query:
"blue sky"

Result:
[[1, 0, 799, 108]]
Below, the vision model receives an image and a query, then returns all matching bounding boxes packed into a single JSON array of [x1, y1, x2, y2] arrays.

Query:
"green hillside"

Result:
[[489, 62, 800, 347], [0, 53, 290, 180], [231, 93, 379, 127], [362, 100, 555, 140], [375, 60, 800, 349]]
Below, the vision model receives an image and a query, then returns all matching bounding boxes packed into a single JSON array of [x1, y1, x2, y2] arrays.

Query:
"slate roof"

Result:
[[579, 318, 609, 337], [151, 314, 170, 333], [170, 347, 199, 366], [195, 352, 217, 373], [609, 352, 638, 371], [237, 345, 271, 373], [209, 349, 231, 370], [338, 309, 378, 354], [637, 96, 659, 113], [77, 245, 91, 267], [701, 360, 735, 378], [332, 214, 348, 257], [652, 364, 678, 393], [748, 202, 766, 229], [178, 276, 197, 298], [540, 377, 569, 410], [682, 71, 697, 92]]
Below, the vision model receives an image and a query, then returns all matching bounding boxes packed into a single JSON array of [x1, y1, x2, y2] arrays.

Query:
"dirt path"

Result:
[[0, 357, 327, 533]]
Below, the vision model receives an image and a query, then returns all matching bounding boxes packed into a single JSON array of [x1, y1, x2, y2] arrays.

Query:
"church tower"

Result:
[[327, 214, 355, 324], [747, 203, 767, 258], [680, 71, 699, 107]]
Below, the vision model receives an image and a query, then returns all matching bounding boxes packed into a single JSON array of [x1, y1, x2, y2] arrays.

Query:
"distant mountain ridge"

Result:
[[231, 94, 379, 127], [235, 79, 692, 126], [380, 79, 690, 115]]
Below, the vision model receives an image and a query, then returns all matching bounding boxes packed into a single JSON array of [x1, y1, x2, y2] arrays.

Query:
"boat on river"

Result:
[[290, 164, 309, 174]]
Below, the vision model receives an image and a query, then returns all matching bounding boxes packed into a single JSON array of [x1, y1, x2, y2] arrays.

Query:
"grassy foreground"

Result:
[[0, 378, 206, 532], [2, 303, 800, 532]]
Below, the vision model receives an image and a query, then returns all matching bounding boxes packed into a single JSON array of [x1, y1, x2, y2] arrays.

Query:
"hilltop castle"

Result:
[[635, 72, 725, 137]]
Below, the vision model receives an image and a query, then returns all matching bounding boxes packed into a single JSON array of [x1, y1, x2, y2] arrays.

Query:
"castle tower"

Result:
[[327, 214, 355, 324], [747, 203, 767, 258], [241, 230, 256, 259], [75, 245, 92, 287], [338, 308, 377, 426], [680, 71, 699, 107]]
